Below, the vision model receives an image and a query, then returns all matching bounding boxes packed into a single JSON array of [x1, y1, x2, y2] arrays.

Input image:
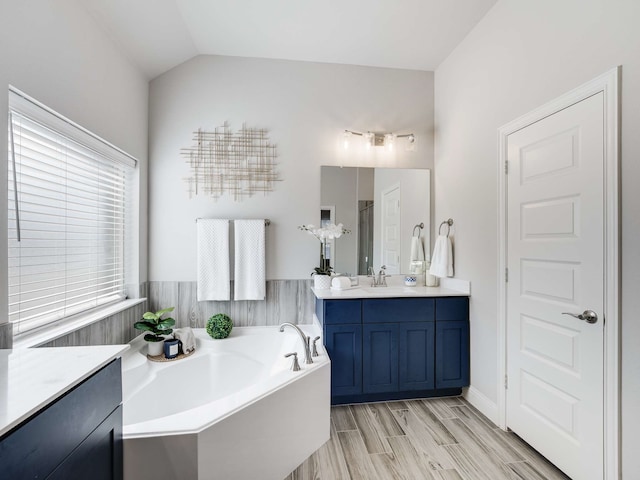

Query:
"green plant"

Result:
[[134, 307, 176, 342], [206, 313, 233, 339], [313, 265, 333, 276]]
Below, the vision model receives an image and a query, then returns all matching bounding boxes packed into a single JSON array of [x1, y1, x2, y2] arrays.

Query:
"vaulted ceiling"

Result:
[[81, 0, 497, 79]]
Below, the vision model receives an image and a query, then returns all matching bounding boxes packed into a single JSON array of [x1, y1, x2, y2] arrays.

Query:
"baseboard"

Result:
[[463, 386, 499, 426]]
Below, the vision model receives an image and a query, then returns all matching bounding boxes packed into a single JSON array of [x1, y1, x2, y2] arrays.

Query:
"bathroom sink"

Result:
[[360, 286, 422, 296]]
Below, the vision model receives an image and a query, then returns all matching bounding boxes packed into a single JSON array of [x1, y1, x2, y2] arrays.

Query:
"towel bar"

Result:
[[195, 218, 271, 226], [438, 218, 454, 237], [412, 223, 424, 237]]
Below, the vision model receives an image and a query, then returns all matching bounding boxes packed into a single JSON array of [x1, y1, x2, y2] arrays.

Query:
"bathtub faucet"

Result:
[[278, 323, 313, 365]]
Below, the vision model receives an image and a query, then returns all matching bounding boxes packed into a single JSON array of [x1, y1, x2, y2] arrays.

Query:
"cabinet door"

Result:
[[399, 322, 435, 391], [0, 360, 121, 480], [48, 405, 123, 480], [363, 323, 399, 393], [435, 320, 470, 389], [324, 324, 363, 396]]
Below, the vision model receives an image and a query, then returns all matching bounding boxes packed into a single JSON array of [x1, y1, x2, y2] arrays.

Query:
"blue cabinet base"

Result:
[[318, 297, 469, 407], [331, 388, 462, 406]]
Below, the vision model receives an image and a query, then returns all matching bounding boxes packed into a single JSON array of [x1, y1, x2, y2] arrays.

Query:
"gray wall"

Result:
[[433, 0, 640, 475], [321, 167, 359, 275], [148, 55, 434, 281], [0, 0, 149, 348]]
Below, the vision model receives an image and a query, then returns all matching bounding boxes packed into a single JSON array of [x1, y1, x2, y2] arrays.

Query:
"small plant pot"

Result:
[[147, 340, 164, 357], [314, 275, 331, 289]]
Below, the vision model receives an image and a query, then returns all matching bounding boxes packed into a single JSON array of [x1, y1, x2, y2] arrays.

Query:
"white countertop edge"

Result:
[[0, 344, 129, 437], [311, 277, 470, 299]]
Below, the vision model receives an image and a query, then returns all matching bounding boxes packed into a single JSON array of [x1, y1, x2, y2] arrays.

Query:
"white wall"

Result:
[[0, 0, 149, 334], [434, 0, 640, 475], [149, 55, 433, 280]]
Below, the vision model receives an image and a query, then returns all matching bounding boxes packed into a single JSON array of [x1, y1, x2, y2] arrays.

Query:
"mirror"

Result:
[[320, 166, 430, 276]]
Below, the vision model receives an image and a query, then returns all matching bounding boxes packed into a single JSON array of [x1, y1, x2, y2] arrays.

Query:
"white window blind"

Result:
[[8, 90, 136, 335]]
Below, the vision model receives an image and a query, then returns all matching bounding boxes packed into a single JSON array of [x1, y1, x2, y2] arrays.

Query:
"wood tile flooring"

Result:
[[285, 397, 570, 480]]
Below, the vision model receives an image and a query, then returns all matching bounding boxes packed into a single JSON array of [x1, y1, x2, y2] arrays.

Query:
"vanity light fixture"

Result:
[[363, 131, 374, 149], [342, 129, 416, 151]]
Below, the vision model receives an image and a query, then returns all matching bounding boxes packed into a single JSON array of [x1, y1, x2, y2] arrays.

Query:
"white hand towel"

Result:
[[429, 234, 454, 278], [173, 327, 196, 354], [233, 219, 266, 301], [197, 219, 230, 301], [409, 236, 426, 273], [410, 236, 425, 262]]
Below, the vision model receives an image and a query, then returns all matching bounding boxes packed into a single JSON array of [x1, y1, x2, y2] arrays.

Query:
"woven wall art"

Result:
[[181, 122, 279, 201]]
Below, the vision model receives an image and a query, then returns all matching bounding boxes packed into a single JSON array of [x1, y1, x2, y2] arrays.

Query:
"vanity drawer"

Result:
[[435, 297, 469, 321], [363, 298, 435, 323], [322, 299, 362, 325], [0, 358, 122, 479]]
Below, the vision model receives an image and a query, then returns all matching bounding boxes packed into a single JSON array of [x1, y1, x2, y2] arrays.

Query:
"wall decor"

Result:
[[181, 122, 279, 201]]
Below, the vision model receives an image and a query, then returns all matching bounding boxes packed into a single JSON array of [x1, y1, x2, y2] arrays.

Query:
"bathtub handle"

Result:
[[285, 352, 302, 372], [312, 336, 321, 357]]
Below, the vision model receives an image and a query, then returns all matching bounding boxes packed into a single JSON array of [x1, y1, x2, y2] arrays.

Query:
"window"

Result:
[[7, 89, 137, 336]]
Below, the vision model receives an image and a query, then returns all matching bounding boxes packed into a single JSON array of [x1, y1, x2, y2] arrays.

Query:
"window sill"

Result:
[[13, 298, 147, 349]]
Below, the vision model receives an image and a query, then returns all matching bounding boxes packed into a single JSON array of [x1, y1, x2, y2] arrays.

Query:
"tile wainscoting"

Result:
[[0, 323, 13, 349], [0, 280, 313, 349], [39, 300, 148, 348], [148, 280, 315, 328]]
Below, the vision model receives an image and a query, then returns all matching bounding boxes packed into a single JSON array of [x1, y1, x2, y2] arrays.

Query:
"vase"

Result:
[[147, 340, 164, 357], [314, 275, 332, 289]]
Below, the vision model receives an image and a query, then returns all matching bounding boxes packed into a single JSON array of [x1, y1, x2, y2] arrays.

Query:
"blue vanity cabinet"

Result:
[[321, 300, 363, 396], [435, 298, 470, 389], [318, 295, 468, 404], [0, 359, 123, 480]]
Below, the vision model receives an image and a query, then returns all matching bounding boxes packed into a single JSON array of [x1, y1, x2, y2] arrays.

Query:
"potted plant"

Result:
[[134, 307, 176, 356], [299, 223, 350, 289]]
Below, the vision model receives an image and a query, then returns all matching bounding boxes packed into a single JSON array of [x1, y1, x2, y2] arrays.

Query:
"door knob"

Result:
[[562, 310, 598, 324]]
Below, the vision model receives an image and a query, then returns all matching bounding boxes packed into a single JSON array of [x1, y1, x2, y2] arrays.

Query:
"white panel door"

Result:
[[381, 185, 401, 274], [506, 92, 604, 480]]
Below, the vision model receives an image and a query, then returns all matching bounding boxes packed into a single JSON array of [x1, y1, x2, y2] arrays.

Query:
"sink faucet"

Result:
[[279, 323, 313, 364], [377, 265, 387, 287], [369, 265, 387, 287]]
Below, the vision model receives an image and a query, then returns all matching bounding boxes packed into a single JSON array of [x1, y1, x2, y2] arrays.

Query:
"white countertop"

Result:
[[312, 276, 470, 299], [0, 345, 129, 437]]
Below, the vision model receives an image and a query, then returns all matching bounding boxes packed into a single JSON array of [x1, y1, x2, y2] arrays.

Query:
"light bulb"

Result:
[[384, 134, 396, 152], [406, 134, 416, 152], [342, 131, 352, 150]]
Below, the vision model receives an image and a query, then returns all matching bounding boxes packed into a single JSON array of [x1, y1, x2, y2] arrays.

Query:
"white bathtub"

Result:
[[121, 325, 330, 480]]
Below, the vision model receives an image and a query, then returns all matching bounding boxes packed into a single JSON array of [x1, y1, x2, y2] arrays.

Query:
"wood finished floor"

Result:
[[284, 397, 570, 480]]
